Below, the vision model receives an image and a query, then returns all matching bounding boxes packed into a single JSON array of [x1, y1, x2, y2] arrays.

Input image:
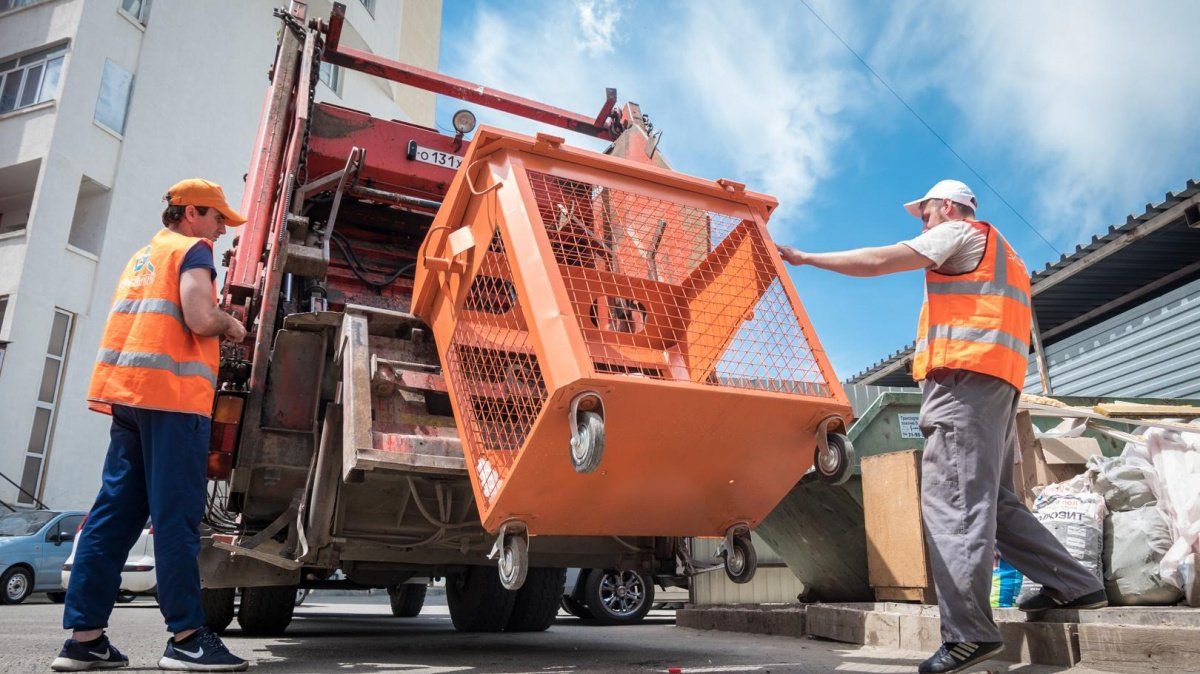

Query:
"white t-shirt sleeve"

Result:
[[900, 221, 985, 273]]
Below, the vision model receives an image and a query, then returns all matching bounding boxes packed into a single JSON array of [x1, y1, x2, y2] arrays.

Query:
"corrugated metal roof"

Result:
[[847, 178, 1200, 386]]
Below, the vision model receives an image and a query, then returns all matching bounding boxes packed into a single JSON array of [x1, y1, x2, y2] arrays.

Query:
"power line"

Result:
[[797, 0, 1062, 255]]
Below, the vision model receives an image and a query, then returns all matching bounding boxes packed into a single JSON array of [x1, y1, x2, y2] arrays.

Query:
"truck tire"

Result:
[[505, 567, 566, 632], [582, 569, 655, 625], [560, 594, 594, 620], [388, 583, 427, 617], [201, 588, 236, 635], [237, 585, 296, 636], [446, 566, 515, 632]]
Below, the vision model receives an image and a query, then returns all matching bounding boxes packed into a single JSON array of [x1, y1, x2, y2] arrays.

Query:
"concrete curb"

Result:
[[676, 605, 807, 639], [679, 602, 1200, 672]]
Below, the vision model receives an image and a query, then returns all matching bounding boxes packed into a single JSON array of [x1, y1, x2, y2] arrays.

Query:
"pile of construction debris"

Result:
[[1014, 399, 1200, 608]]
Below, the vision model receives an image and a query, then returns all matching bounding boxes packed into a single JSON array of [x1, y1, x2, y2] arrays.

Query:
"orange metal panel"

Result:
[[482, 377, 832, 535]]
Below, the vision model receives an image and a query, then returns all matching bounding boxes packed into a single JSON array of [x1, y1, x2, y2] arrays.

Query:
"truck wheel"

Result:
[[237, 585, 296, 636], [447, 566, 516, 632], [1, 567, 33, 604], [583, 569, 654, 625], [560, 593, 594, 620], [388, 583, 427, 617], [505, 568, 566, 632], [201, 588, 236, 635]]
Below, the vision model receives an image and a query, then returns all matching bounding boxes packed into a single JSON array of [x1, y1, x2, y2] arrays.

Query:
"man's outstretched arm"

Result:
[[778, 243, 932, 277]]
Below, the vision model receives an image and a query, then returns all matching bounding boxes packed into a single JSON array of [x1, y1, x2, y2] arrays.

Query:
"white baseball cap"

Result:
[[903, 179, 978, 218]]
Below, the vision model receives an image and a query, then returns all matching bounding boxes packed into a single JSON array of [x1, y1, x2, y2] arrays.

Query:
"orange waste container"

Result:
[[413, 128, 853, 546]]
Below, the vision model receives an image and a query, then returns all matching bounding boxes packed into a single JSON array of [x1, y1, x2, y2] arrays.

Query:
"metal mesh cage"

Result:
[[442, 229, 548, 503], [526, 170, 830, 397], [414, 128, 854, 535]]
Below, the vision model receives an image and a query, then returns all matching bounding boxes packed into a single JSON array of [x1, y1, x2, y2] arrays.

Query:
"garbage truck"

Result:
[[199, 1, 855, 637]]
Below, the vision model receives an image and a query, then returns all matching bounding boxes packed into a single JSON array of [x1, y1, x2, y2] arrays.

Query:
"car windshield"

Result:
[[0, 511, 59, 536]]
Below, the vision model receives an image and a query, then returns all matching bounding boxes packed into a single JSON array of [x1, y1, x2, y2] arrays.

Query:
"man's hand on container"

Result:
[[777, 244, 808, 266]]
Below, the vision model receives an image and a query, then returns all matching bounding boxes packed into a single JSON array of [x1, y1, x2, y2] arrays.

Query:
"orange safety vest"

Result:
[[911, 221, 1032, 391], [88, 229, 220, 416]]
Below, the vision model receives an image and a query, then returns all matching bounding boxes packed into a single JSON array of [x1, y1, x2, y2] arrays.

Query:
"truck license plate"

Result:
[[409, 143, 463, 170]]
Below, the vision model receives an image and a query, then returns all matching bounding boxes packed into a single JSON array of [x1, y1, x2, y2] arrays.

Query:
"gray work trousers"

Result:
[[919, 369, 1103, 643]]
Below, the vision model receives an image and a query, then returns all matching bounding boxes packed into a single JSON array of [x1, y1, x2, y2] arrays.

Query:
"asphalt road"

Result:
[[1, 594, 1091, 673]]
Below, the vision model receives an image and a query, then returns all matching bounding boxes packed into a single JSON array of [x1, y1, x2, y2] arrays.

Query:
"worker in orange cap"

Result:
[[778, 180, 1105, 674], [54, 179, 250, 672]]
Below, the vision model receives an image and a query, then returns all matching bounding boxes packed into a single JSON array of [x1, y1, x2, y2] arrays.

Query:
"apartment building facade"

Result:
[[0, 0, 441, 509]]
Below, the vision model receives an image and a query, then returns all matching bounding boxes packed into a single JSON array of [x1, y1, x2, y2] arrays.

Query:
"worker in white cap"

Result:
[[778, 180, 1106, 674]]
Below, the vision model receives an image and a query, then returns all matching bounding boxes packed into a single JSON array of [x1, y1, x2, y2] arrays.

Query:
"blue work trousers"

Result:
[[63, 404, 209, 634]]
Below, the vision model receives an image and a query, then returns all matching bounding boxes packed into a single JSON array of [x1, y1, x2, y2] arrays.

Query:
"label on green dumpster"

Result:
[[898, 413, 923, 439]]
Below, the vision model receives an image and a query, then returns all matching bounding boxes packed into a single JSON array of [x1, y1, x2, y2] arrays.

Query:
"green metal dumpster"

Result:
[[754, 390, 1200, 603]]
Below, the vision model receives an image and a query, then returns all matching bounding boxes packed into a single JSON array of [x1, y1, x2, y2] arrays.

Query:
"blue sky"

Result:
[[432, 0, 1200, 379]]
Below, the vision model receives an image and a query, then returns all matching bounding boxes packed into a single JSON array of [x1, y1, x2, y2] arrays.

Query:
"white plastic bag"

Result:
[[1136, 423, 1200, 606], [1017, 474, 1107, 604]]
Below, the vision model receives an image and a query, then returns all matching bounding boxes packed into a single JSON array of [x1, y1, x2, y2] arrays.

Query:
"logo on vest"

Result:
[[120, 246, 157, 291], [133, 247, 156, 275]]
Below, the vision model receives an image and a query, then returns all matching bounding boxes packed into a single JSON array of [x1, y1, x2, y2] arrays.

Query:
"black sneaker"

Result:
[[159, 627, 248, 671], [918, 641, 1004, 673], [51, 634, 129, 671], [1017, 588, 1108, 614]]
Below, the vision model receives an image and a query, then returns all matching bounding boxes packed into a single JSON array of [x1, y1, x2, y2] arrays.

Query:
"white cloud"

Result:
[[652, 2, 868, 230], [446, 1, 872, 236], [871, 0, 1200, 243], [577, 0, 621, 54]]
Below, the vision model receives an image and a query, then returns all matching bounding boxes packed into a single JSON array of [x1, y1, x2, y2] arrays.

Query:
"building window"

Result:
[[119, 0, 152, 25], [319, 61, 341, 96], [0, 43, 66, 115], [68, 177, 111, 255], [94, 59, 133, 135], [18, 309, 73, 504], [358, 0, 375, 17], [0, 0, 48, 13]]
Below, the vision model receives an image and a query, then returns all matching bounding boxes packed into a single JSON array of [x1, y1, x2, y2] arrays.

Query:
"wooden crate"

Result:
[[861, 450, 936, 603]]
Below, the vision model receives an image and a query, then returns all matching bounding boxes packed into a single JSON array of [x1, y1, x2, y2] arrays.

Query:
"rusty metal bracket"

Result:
[[211, 492, 304, 570]]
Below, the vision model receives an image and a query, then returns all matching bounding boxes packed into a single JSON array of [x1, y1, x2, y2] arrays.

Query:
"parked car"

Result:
[[0, 509, 86, 604], [62, 517, 155, 598], [561, 568, 687, 625]]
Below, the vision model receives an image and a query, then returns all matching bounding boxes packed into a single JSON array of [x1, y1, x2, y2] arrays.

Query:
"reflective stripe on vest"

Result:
[[110, 298, 187, 326], [912, 222, 1032, 390], [95, 348, 218, 388], [914, 325, 1028, 358]]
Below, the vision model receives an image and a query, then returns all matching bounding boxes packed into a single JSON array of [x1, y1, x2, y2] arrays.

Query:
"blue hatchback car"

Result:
[[0, 509, 86, 604]]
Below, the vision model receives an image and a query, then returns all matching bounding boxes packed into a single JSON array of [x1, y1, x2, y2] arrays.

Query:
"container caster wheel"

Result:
[[816, 432, 855, 485], [569, 393, 605, 474], [722, 533, 757, 584], [491, 524, 529, 591]]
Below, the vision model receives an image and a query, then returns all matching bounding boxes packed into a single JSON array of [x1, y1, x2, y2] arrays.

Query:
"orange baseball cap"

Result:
[[166, 178, 247, 226]]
